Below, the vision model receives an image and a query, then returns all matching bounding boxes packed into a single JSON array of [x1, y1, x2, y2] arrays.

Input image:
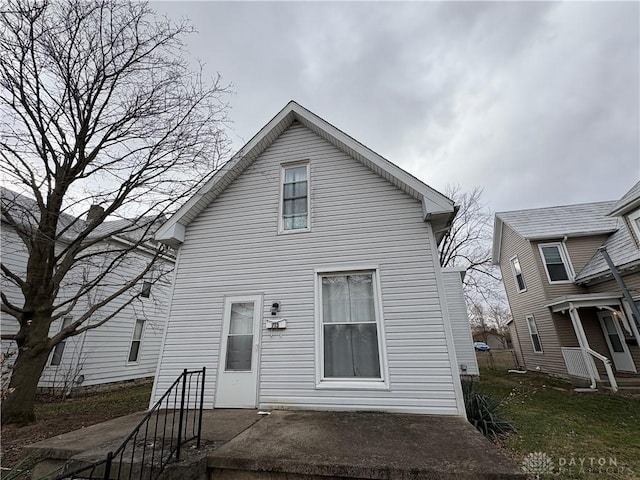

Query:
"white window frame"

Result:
[[509, 255, 526, 293], [538, 242, 574, 284], [525, 314, 543, 353], [278, 161, 311, 234], [314, 265, 389, 390], [127, 318, 146, 364], [49, 316, 73, 366], [627, 208, 640, 245]]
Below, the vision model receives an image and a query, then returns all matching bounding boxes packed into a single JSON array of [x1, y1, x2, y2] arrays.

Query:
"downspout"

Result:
[[598, 246, 640, 334]]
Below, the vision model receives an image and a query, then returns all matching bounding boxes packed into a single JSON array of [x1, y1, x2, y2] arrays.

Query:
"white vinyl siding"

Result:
[[1, 224, 170, 388], [510, 256, 526, 292], [441, 269, 479, 376], [152, 121, 462, 415], [538, 242, 574, 283], [526, 315, 543, 353]]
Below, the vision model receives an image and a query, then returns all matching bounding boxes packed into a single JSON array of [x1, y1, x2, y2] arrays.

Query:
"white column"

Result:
[[568, 304, 598, 389]]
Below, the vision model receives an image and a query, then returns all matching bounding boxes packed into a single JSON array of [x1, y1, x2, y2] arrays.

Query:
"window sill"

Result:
[[278, 227, 311, 235], [315, 380, 389, 391], [547, 280, 574, 285]]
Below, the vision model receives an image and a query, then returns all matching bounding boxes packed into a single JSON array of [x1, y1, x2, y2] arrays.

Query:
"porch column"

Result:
[[568, 303, 598, 389]]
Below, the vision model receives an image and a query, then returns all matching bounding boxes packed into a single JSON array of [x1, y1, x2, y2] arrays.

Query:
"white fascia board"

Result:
[[155, 222, 185, 247], [290, 102, 454, 214], [491, 216, 503, 265], [154, 103, 298, 244]]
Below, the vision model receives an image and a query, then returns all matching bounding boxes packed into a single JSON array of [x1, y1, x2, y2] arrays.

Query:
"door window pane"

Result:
[[226, 335, 253, 371], [604, 317, 624, 353], [226, 302, 254, 371]]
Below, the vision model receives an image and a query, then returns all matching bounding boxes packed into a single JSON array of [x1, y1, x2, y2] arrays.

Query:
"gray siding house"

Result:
[[492, 181, 640, 390], [151, 101, 469, 415]]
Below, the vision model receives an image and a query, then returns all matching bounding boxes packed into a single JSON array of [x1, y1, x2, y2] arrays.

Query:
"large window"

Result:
[[320, 272, 382, 380], [280, 163, 309, 232], [538, 243, 573, 283], [525, 315, 543, 353], [128, 319, 145, 363], [510, 256, 526, 292], [50, 316, 73, 366]]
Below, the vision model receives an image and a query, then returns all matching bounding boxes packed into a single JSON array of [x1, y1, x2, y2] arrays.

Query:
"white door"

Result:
[[598, 311, 637, 373], [215, 295, 262, 408]]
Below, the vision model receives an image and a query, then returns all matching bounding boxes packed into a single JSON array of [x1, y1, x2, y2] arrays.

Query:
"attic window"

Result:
[[279, 162, 310, 233]]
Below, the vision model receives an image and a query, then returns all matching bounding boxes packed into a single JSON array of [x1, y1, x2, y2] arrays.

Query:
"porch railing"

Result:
[[561, 347, 618, 393], [562, 347, 598, 380], [51, 367, 206, 480]]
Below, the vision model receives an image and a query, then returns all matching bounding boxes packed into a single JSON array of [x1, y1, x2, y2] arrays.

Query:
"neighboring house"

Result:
[[150, 101, 469, 416], [442, 268, 479, 375], [471, 330, 511, 350], [492, 181, 640, 390], [1, 188, 173, 390]]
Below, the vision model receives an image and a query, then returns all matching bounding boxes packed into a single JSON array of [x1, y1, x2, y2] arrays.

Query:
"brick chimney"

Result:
[[87, 205, 105, 223]]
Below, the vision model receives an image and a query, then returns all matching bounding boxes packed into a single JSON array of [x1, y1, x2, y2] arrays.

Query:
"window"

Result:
[[525, 315, 543, 353], [280, 163, 309, 232], [319, 272, 383, 381], [225, 302, 255, 371], [510, 256, 526, 292], [50, 316, 73, 366], [538, 243, 573, 283], [628, 208, 640, 244], [141, 281, 151, 298], [128, 319, 145, 363]]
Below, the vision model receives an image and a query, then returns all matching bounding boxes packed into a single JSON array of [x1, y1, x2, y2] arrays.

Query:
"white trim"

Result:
[[126, 318, 146, 365], [525, 314, 543, 353], [215, 294, 263, 408], [427, 222, 466, 417], [150, 246, 182, 408], [278, 160, 311, 234], [538, 242, 575, 284], [509, 255, 526, 293], [314, 267, 389, 390]]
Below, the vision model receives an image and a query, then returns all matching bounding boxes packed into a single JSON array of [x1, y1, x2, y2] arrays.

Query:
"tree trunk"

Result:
[[2, 338, 51, 424]]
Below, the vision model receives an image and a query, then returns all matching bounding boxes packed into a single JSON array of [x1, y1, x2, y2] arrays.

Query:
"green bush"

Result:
[[462, 378, 515, 439]]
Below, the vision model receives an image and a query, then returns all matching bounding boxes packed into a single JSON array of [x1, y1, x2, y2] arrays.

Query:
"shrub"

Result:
[[462, 378, 515, 439]]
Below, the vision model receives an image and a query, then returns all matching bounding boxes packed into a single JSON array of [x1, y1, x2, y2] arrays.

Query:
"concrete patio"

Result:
[[28, 409, 525, 479]]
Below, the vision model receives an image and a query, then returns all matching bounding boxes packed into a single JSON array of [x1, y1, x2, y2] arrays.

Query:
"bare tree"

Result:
[[0, 0, 230, 423]]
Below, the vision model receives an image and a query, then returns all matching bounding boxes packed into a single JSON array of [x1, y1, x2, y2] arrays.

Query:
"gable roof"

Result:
[[492, 201, 619, 264], [575, 223, 640, 282], [608, 180, 640, 217], [155, 101, 455, 248], [1, 187, 160, 245]]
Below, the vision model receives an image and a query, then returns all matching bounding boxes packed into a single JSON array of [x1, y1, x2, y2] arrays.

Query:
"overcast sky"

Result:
[[154, 1, 639, 213]]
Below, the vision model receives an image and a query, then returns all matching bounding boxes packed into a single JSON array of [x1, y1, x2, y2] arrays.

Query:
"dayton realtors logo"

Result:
[[521, 452, 555, 478], [522, 452, 633, 478]]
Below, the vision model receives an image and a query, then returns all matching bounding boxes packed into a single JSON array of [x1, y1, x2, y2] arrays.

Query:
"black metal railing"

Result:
[[52, 368, 206, 480]]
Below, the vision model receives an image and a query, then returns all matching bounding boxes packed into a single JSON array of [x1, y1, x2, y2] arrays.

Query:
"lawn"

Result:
[[1, 383, 152, 472], [475, 351, 640, 480]]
